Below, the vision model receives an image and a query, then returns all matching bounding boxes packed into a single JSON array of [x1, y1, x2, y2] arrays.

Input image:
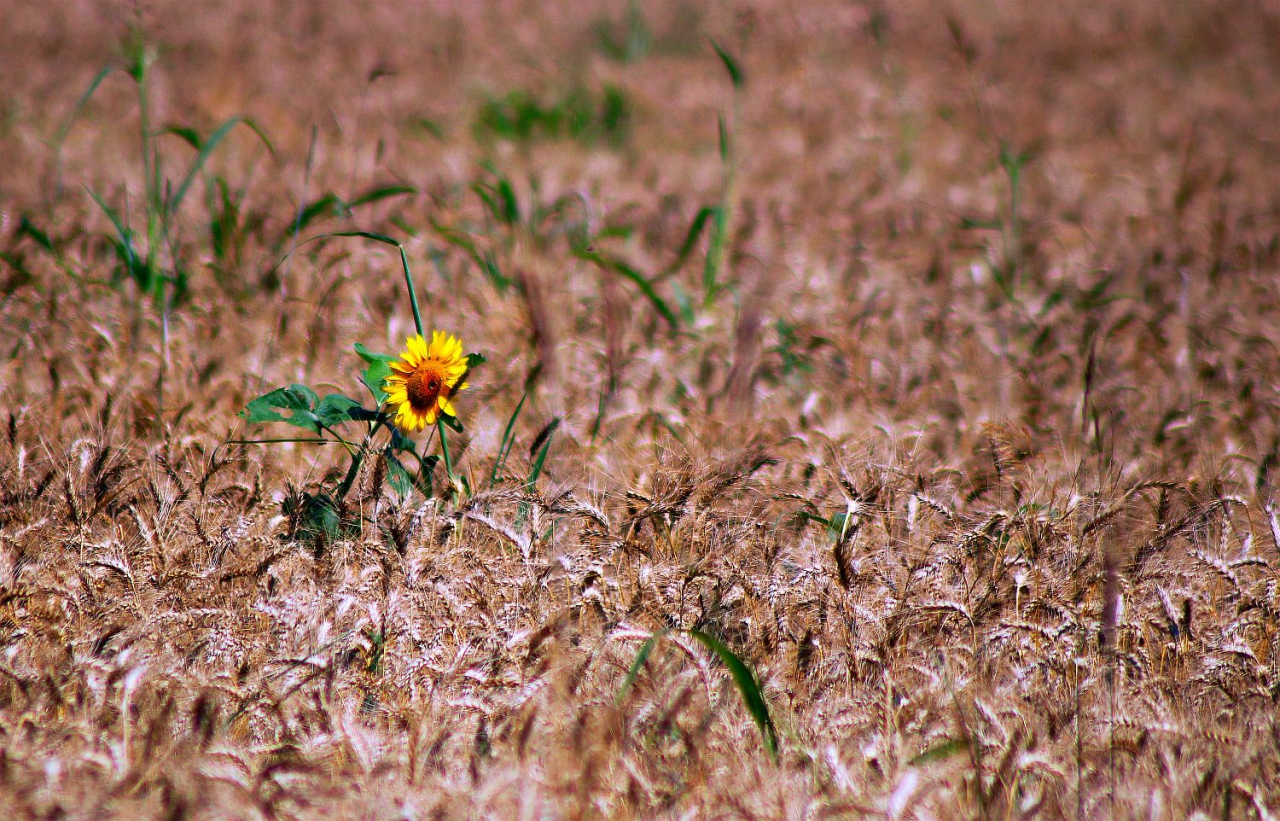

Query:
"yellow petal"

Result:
[[439, 397, 456, 417]]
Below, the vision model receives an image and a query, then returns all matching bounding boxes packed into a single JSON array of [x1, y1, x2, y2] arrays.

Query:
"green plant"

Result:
[[236, 232, 484, 541], [473, 85, 631, 147]]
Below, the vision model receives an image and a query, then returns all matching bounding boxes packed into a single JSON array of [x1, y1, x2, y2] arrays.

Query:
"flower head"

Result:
[[383, 331, 469, 433]]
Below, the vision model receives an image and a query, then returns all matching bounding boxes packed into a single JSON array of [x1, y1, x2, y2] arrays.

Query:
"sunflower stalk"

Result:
[[437, 419, 458, 500]]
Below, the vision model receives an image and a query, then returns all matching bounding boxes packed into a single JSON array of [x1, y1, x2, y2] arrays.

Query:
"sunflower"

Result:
[[383, 331, 469, 433]]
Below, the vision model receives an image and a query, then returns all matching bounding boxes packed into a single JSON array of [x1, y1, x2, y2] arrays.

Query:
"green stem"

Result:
[[399, 245, 424, 337], [437, 419, 455, 481]]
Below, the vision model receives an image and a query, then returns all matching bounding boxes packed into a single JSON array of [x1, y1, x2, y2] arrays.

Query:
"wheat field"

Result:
[[2, 2, 1280, 818]]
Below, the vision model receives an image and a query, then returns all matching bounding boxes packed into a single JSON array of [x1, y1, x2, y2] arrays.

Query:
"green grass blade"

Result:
[[616, 630, 664, 704], [86, 186, 150, 291], [51, 66, 118, 195], [171, 117, 274, 216], [690, 629, 778, 761], [289, 192, 344, 237], [312, 231, 423, 338], [161, 124, 202, 150], [489, 390, 528, 487], [429, 218, 513, 293], [580, 250, 678, 328], [437, 418, 455, 483], [17, 217, 56, 254], [527, 417, 561, 489], [348, 184, 416, 209], [710, 40, 744, 89], [86, 187, 129, 244], [702, 204, 727, 304], [662, 205, 715, 278]]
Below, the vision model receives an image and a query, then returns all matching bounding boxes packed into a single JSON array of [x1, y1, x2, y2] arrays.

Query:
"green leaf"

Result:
[[389, 427, 416, 452], [490, 390, 527, 487], [663, 206, 715, 277], [290, 192, 345, 237], [87, 186, 154, 293], [239, 384, 321, 430], [465, 352, 487, 369], [710, 39, 744, 88], [291, 491, 342, 542], [354, 342, 396, 364], [348, 184, 416, 209], [17, 217, 56, 254], [703, 204, 727, 302], [383, 450, 415, 500], [314, 394, 363, 427], [616, 630, 664, 703], [414, 454, 440, 498], [689, 629, 778, 760], [580, 249, 678, 329], [171, 117, 274, 216], [527, 417, 561, 488], [909, 737, 968, 766], [430, 218, 513, 293], [473, 168, 520, 226], [672, 281, 696, 326], [363, 363, 391, 406], [440, 412, 465, 433], [161, 124, 202, 150], [355, 342, 397, 405]]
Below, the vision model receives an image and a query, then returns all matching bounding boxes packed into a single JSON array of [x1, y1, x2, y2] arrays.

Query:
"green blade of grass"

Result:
[[51, 65, 119, 196], [690, 629, 778, 761], [702, 204, 727, 304], [580, 249, 678, 329], [710, 39, 744, 89], [348, 184, 416, 209], [527, 417, 561, 489], [170, 116, 274, 215], [287, 192, 345, 239], [662, 205, 715, 278], [429, 218, 513, 292], [308, 231, 424, 338], [490, 390, 528, 488], [616, 630, 665, 704], [86, 186, 151, 292]]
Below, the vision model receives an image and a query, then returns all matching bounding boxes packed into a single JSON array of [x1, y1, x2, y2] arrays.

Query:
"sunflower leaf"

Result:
[[465, 352, 486, 369], [314, 394, 363, 428], [240, 384, 321, 430], [289, 491, 343, 542], [354, 343, 397, 405], [383, 450, 415, 500], [354, 342, 396, 364], [440, 412, 465, 433], [362, 364, 391, 405], [348, 407, 385, 423], [390, 427, 416, 453]]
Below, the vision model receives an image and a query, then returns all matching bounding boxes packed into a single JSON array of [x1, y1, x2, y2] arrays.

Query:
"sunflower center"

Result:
[[404, 362, 447, 411]]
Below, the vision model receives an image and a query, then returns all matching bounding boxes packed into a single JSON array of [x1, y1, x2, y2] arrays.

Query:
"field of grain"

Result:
[[3, 2, 1280, 818]]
